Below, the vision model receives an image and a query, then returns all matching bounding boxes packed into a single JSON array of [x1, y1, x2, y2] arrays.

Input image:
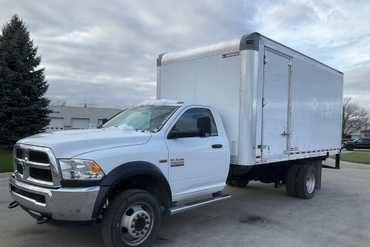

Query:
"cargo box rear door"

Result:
[[261, 48, 291, 162]]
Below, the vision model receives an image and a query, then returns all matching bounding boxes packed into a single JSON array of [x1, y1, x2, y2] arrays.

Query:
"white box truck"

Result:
[[9, 33, 343, 247]]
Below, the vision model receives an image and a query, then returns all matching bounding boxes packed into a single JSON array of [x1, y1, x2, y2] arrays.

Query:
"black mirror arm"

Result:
[[167, 132, 178, 139]]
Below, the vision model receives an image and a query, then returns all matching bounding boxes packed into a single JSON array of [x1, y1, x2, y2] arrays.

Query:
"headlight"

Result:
[[58, 159, 104, 180]]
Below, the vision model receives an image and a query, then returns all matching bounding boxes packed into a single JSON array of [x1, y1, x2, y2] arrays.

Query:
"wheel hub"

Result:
[[120, 204, 153, 245], [306, 172, 316, 194]]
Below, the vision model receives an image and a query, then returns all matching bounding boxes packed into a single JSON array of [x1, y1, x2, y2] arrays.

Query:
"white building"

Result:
[[46, 105, 122, 131]]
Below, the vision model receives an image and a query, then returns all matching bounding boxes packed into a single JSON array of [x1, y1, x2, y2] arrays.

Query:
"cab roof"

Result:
[[138, 99, 185, 107]]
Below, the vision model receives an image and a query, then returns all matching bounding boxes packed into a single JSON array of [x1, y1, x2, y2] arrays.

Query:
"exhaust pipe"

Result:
[[9, 201, 50, 224], [36, 216, 50, 224], [17, 205, 50, 224]]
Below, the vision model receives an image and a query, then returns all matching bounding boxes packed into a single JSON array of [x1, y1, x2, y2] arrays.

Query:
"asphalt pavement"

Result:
[[1, 159, 370, 247]]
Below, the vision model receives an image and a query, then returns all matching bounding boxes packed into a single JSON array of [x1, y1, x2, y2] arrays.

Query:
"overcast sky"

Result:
[[1, 0, 370, 109]]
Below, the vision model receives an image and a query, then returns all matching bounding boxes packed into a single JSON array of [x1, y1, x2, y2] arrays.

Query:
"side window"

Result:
[[168, 108, 218, 138]]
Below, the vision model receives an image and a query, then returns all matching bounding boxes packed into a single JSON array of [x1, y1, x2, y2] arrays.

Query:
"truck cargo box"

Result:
[[157, 32, 343, 166]]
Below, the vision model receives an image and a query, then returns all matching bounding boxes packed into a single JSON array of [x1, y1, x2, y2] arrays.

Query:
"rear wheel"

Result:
[[296, 165, 316, 199], [102, 189, 161, 247]]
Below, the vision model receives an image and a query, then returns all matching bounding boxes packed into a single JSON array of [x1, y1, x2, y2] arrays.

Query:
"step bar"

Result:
[[170, 194, 231, 215]]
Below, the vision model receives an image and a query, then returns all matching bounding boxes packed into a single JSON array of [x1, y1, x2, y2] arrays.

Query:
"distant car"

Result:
[[343, 139, 370, 150]]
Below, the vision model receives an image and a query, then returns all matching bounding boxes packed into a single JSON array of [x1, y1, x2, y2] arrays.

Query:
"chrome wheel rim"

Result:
[[120, 202, 154, 246], [306, 172, 316, 194]]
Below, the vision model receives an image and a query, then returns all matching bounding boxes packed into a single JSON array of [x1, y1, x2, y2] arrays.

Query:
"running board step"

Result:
[[170, 194, 231, 215]]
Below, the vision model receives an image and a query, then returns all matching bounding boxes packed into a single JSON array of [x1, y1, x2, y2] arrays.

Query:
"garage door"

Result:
[[49, 118, 64, 130], [71, 118, 90, 129]]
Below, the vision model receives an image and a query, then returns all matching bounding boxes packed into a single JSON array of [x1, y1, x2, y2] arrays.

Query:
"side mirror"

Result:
[[167, 131, 179, 139]]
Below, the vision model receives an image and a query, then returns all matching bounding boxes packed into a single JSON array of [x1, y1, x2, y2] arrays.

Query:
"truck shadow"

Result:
[[156, 184, 289, 246], [5, 184, 314, 247]]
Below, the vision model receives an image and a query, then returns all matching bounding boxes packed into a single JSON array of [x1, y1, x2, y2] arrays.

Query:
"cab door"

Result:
[[165, 107, 228, 199]]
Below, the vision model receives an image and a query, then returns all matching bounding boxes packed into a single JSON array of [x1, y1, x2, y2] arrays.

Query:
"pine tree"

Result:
[[0, 15, 50, 149]]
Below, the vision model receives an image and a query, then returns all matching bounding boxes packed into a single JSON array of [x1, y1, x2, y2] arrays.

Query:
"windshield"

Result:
[[103, 105, 179, 132]]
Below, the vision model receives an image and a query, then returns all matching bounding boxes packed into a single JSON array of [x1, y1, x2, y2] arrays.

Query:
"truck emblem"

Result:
[[221, 51, 240, 59], [170, 158, 184, 167]]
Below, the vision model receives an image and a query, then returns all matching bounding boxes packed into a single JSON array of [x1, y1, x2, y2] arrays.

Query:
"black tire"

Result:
[[344, 145, 354, 151], [286, 165, 300, 196], [101, 189, 161, 247], [296, 165, 316, 199]]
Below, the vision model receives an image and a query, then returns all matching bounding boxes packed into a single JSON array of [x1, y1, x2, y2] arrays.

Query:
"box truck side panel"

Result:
[[289, 57, 343, 155], [158, 54, 242, 162], [258, 35, 343, 162]]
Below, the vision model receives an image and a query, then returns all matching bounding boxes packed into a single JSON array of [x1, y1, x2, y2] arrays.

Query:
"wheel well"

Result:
[[107, 174, 171, 209], [92, 161, 173, 219]]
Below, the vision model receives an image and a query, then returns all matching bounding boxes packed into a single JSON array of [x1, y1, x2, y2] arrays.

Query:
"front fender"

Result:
[[92, 161, 172, 218]]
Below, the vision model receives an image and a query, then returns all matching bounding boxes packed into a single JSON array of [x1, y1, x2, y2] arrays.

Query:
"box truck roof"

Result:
[[157, 32, 343, 75]]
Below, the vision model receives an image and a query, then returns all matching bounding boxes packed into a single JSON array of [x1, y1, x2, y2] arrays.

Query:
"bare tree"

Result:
[[342, 97, 369, 139]]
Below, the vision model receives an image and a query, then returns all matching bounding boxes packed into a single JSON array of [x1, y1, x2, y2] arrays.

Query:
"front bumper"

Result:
[[9, 174, 100, 221]]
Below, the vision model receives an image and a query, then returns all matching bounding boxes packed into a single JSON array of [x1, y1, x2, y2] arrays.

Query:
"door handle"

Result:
[[212, 144, 223, 149], [281, 130, 289, 137]]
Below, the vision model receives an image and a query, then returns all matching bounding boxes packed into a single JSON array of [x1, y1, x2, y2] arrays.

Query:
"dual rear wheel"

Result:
[[286, 163, 318, 199]]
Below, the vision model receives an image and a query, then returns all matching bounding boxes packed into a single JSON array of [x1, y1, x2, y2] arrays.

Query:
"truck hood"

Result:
[[17, 128, 152, 158]]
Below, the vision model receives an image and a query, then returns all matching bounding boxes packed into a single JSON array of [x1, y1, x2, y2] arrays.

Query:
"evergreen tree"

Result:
[[0, 15, 50, 149]]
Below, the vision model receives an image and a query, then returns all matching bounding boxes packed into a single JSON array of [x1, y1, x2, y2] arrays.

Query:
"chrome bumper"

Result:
[[9, 175, 100, 221]]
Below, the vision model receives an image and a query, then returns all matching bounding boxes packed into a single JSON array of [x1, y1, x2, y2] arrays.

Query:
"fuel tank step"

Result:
[[170, 194, 231, 215]]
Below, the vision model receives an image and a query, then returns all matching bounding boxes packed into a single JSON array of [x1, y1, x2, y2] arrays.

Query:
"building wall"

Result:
[[46, 106, 122, 131]]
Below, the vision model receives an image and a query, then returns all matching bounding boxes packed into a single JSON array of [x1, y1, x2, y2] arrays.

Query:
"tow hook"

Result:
[[15, 205, 50, 224], [36, 217, 49, 224], [23, 207, 50, 224], [8, 201, 19, 209]]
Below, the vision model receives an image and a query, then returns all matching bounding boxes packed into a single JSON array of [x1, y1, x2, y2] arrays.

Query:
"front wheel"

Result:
[[101, 189, 161, 247]]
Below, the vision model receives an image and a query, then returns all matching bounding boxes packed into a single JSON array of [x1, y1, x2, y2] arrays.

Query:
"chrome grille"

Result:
[[29, 150, 50, 163], [14, 144, 60, 188]]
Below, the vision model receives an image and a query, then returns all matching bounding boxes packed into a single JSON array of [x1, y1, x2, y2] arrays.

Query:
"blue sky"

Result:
[[1, 0, 370, 109]]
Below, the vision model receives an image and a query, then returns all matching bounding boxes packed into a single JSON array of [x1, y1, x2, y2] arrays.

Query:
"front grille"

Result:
[[29, 167, 53, 182], [10, 185, 46, 204], [29, 150, 50, 163], [14, 144, 59, 187]]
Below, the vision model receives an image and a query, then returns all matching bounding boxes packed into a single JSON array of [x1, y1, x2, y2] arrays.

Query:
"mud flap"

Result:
[[335, 153, 340, 169], [315, 160, 322, 191]]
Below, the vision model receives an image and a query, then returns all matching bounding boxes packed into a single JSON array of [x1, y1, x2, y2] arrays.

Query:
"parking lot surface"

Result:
[[1, 159, 370, 247]]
